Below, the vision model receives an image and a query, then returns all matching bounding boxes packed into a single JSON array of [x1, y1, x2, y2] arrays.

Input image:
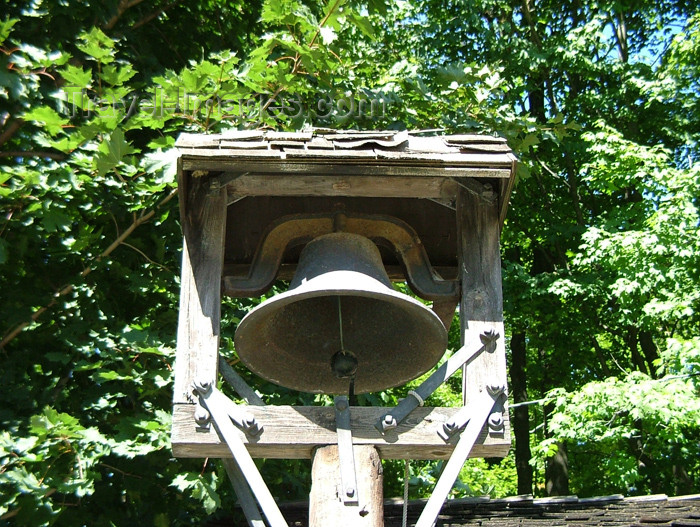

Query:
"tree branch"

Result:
[[0, 188, 178, 349], [132, 0, 181, 30], [0, 150, 66, 160], [0, 118, 24, 147], [103, 0, 148, 31]]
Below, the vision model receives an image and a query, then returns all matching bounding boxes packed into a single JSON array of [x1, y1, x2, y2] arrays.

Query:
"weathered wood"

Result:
[[226, 174, 461, 202], [457, 184, 510, 449], [499, 154, 518, 227], [222, 264, 459, 283], [219, 140, 270, 149], [173, 176, 227, 404], [171, 404, 510, 459], [180, 156, 514, 176], [309, 446, 383, 527]]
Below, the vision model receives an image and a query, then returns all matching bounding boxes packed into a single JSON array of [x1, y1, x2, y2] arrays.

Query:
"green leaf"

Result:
[[41, 208, 72, 232], [99, 63, 136, 86], [60, 64, 93, 87], [0, 17, 18, 45], [23, 106, 68, 136], [95, 128, 137, 176], [76, 27, 115, 63]]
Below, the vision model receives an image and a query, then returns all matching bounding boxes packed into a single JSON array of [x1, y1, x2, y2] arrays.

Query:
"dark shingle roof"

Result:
[[210, 494, 700, 527]]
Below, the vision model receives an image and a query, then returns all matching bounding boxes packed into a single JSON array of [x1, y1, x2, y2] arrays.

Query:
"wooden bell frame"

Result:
[[171, 131, 515, 524]]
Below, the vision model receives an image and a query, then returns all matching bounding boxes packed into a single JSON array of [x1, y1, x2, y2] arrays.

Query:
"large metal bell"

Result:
[[234, 232, 448, 394]]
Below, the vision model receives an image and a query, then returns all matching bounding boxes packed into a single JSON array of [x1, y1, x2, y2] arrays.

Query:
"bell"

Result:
[[234, 232, 448, 394]]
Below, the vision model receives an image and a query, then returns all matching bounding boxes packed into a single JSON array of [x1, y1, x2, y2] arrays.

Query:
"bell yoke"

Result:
[[234, 232, 448, 394]]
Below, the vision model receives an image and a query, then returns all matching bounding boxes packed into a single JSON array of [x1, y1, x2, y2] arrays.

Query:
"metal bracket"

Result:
[[223, 212, 459, 301], [377, 331, 499, 433], [437, 384, 505, 442], [193, 381, 262, 437], [414, 387, 501, 527], [334, 396, 359, 505], [219, 356, 266, 407], [193, 380, 286, 527]]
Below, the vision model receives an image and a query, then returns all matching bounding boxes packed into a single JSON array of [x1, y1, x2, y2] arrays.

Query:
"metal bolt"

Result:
[[345, 486, 355, 498], [194, 405, 210, 425], [193, 379, 212, 395], [487, 384, 505, 397], [488, 412, 504, 430], [381, 414, 397, 432], [336, 399, 348, 412]]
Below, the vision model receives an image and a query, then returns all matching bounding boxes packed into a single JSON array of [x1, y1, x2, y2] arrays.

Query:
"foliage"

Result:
[[0, 0, 699, 524]]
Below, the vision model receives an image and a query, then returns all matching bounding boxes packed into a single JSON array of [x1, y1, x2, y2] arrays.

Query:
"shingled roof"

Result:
[[175, 129, 517, 227], [175, 129, 515, 164], [209, 494, 700, 527]]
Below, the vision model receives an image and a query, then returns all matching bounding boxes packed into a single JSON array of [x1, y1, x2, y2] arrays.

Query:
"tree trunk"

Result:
[[545, 441, 569, 496], [510, 331, 533, 495], [543, 395, 569, 496], [639, 331, 660, 378]]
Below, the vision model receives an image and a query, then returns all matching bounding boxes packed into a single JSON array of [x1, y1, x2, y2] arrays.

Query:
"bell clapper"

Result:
[[331, 297, 359, 384]]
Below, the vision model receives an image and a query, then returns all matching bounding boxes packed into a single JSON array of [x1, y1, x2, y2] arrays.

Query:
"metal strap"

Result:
[[414, 390, 499, 527], [334, 396, 359, 505], [219, 356, 266, 406], [221, 458, 266, 527], [377, 331, 498, 433], [195, 381, 288, 527]]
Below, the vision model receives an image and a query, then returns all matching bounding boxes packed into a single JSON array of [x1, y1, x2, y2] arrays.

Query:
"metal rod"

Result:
[[221, 458, 266, 527], [337, 296, 345, 351], [414, 393, 497, 527], [334, 396, 359, 505], [197, 382, 288, 527], [377, 331, 498, 432], [219, 356, 266, 406]]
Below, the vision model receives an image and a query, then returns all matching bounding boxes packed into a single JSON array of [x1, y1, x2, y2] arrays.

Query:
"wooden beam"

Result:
[[309, 446, 383, 527], [172, 404, 511, 460], [181, 156, 513, 178], [173, 175, 227, 404], [226, 174, 460, 201], [457, 183, 511, 450], [222, 264, 459, 283]]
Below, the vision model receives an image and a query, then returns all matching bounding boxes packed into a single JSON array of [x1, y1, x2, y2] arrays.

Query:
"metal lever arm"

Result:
[[194, 381, 287, 527], [335, 396, 359, 505], [415, 389, 500, 527], [377, 331, 498, 433]]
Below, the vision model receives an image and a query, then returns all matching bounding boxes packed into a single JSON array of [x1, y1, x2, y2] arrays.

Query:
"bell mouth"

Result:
[[234, 270, 448, 394]]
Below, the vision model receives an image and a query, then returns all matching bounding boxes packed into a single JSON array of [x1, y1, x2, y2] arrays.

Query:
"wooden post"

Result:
[[457, 183, 509, 422], [309, 446, 383, 527], [173, 175, 227, 404]]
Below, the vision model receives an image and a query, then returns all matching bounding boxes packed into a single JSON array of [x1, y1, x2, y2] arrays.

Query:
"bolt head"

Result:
[[193, 379, 212, 394], [194, 406, 210, 425], [487, 384, 505, 397], [488, 412, 504, 427], [381, 414, 397, 431], [345, 487, 355, 498]]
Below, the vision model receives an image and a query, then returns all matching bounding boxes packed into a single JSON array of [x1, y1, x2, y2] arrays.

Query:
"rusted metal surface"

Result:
[[224, 212, 459, 301], [234, 233, 448, 394]]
